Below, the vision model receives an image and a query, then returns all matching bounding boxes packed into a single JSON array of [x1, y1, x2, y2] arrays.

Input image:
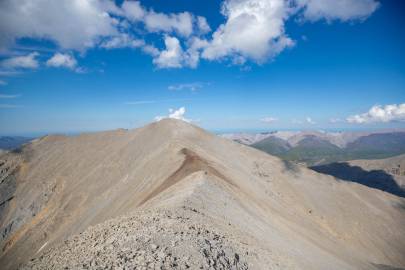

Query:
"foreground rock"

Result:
[[23, 208, 252, 270]]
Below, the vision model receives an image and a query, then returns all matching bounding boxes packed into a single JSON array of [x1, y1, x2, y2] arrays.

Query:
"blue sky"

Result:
[[0, 0, 404, 136]]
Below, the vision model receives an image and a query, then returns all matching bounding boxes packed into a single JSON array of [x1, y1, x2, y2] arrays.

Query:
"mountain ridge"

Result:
[[1, 119, 404, 269]]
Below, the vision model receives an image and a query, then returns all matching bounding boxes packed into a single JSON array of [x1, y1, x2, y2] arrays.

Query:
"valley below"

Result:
[[223, 130, 405, 166]]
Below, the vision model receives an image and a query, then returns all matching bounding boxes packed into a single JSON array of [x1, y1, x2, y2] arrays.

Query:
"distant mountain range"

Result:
[[221, 130, 405, 166], [0, 136, 33, 151]]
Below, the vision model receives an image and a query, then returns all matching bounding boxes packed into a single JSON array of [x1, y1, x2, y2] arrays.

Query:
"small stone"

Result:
[[157, 251, 166, 259]]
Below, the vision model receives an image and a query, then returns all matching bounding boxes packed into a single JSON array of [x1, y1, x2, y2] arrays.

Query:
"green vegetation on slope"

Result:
[[252, 136, 290, 156], [251, 132, 405, 166]]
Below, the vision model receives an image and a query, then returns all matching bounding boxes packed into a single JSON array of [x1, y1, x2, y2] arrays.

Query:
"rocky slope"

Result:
[[0, 119, 404, 269]]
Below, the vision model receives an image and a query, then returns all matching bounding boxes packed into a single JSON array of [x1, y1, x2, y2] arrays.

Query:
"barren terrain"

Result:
[[0, 119, 404, 269]]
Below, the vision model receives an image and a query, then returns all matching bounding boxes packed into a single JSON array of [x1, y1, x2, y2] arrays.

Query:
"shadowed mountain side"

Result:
[[374, 264, 405, 270], [0, 137, 33, 152], [311, 163, 405, 198]]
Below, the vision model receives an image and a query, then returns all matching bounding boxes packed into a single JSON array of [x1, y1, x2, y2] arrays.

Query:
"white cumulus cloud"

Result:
[[120, 1, 208, 37], [202, 0, 294, 64], [153, 36, 183, 68], [0, 0, 118, 51], [0, 0, 380, 69], [145, 11, 194, 37], [197, 16, 211, 34], [347, 103, 405, 124], [46, 53, 77, 69], [153, 36, 194, 69], [121, 1, 145, 21], [1, 52, 39, 69], [200, 0, 379, 65], [296, 0, 380, 22], [0, 0, 210, 62], [155, 107, 191, 122]]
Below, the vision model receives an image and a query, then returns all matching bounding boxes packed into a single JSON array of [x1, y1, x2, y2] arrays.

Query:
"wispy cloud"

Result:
[[0, 104, 23, 108], [0, 70, 21, 77], [0, 52, 40, 70], [0, 94, 21, 99], [100, 33, 144, 49], [306, 117, 316, 124], [125, 100, 157, 105], [9, 44, 57, 54], [292, 119, 303, 124], [292, 117, 316, 125], [0, 80, 7, 85], [260, 116, 278, 123], [125, 98, 191, 105], [329, 118, 343, 123], [168, 82, 207, 92]]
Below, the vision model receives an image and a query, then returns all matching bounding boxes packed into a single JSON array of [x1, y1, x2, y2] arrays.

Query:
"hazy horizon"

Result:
[[2, 123, 405, 138]]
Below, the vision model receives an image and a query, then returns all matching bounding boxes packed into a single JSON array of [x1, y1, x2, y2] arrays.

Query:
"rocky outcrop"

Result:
[[22, 208, 250, 270]]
